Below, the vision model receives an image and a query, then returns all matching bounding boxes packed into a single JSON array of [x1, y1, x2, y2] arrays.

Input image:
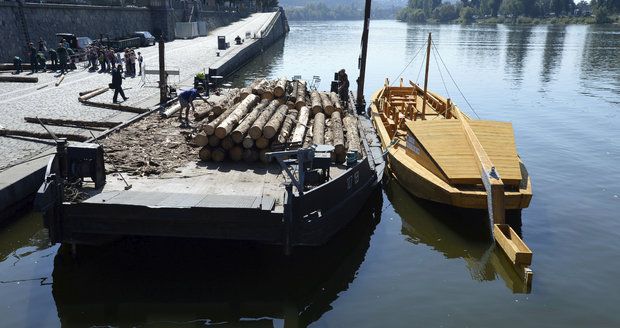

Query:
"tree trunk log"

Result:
[[208, 134, 221, 147], [310, 91, 323, 116], [0, 129, 88, 142], [274, 77, 288, 98], [203, 103, 239, 135], [212, 148, 226, 162], [312, 112, 325, 145], [242, 135, 254, 149], [243, 148, 259, 163], [329, 92, 342, 113], [193, 104, 212, 122], [78, 86, 108, 102], [231, 99, 269, 143], [290, 80, 298, 102], [229, 146, 243, 161], [275, 109, 298, 145], [255, 136, 270, 149], [208, 92, 237, 116], [331, 111, 345, 154], [23, 117, 120, 128], [343, 115, 361, 156], [215, 94, 260, 139], [199, 146, 212, 161], [221, 136, 234, 150], [0, 76, 38, 83], [321, 92, 335, 116], [295, 80, 307, 110], [291, 106, 310, 144], [263, 104, 289, 139], [162, 103, 181, 118], [249, 99, 279, 139], [303, 119, 314, 148], [193, 131, 209, 147]]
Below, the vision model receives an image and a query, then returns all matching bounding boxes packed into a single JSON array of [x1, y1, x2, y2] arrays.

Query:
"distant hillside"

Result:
[[282, 0, 405, 20]]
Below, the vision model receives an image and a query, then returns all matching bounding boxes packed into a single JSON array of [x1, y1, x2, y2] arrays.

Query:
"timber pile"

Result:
[[189, 78, 362, 164]]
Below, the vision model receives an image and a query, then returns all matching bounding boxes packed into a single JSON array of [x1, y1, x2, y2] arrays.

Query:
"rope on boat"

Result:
[[430, 40, 481, 119], [431, 44, 451, 99], [381, 138, 399, 158], [391, 42, 426, 87]]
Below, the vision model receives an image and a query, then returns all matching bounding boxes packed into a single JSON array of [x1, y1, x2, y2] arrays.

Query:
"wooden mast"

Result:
[[421, 33, 432, 120]]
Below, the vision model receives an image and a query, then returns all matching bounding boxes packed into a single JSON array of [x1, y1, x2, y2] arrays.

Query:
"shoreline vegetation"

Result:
[[283, 1, 620, 25]]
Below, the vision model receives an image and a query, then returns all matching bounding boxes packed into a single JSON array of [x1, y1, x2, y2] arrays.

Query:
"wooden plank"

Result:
[[494, 224, 532, 265], [23, 117, 121, 129]]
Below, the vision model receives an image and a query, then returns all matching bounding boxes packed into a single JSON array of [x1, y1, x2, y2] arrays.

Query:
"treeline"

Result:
[[397, 0, 620, 24], [285, 3, 400, 20]]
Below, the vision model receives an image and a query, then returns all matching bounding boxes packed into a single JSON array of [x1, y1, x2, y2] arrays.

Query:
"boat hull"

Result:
[[370, 89, 532, 210]]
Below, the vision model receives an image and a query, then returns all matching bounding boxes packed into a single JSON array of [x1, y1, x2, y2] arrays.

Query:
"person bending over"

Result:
[[178, 87, 207, 126]]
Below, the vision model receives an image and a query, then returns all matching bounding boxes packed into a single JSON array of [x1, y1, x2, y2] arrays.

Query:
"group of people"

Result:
[[14, 38, 71, 75], [86, 43, 143, 77]]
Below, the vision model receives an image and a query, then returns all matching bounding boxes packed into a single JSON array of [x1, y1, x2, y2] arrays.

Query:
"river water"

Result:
[[1, 21, 619, 327]]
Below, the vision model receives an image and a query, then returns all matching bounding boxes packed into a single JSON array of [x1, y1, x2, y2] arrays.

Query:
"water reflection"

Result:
[[541, 26, 567, 85], [0, 212, 49, 264], [505, 26, 533, 85], [384, 178, 530, 293], [580, 26, 620, 102], [51, 190, 383, 327]]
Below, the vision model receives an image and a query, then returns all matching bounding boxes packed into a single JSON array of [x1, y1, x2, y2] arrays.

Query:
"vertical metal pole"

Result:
[[283, 182, 293, 256], [158, 35, 167, 104], [422, 33, 432, 120], [56, 138, 68, 179], [356, 0, 372, 115]]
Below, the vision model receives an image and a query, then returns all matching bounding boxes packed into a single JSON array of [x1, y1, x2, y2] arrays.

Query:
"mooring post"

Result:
[[158, 35, 167, 104], [283, 182, 294, 256]]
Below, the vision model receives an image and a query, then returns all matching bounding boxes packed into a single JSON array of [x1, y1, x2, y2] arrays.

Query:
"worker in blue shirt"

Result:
[[178, 86, 207, 125]]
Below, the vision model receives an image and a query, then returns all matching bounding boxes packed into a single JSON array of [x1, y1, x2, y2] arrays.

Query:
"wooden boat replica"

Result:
[[370, 33, 533, 288]]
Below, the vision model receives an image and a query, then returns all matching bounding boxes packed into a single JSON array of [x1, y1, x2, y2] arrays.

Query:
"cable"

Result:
[[431, 44, 450, 100], [431, 40, 481, 119], [391, 42, 426, 86], [416, 50, 425, 85]]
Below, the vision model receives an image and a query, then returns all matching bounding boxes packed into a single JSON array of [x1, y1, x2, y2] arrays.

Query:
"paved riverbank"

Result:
[[0, 11, 285, 220]]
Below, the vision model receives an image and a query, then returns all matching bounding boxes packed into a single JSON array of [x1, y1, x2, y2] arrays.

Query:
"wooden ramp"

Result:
[[406, 119, 522, 185]]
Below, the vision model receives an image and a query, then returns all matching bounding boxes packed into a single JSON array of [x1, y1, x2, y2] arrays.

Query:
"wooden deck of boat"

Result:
[[406, 120, 522, 185]]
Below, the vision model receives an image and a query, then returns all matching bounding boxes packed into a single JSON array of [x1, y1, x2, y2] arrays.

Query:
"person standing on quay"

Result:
[[337, 69, 349, 105], [137, 52, 143, 76], [28, 42, 38, 73], [111, 64, 128, 103], [48, 48, 58, 71], [57, 43, 68, 75]]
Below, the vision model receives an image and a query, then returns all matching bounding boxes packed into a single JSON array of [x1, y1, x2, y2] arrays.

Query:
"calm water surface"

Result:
[[1, 21, 619, 327]]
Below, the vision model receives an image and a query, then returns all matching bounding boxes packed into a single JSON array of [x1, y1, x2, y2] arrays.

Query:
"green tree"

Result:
[[500, 0, 525, 17], [460, 6, 477, 22], [432, 4, 459, 22]]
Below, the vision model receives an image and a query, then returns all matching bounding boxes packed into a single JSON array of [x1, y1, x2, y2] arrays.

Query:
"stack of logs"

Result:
[[191, 77, 361, 164]]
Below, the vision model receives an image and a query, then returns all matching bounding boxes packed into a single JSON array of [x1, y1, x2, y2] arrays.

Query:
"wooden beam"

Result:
[[454, 109, 505, 225], [24, 117, 121, 129], [0, 75, 38, 83], [81, 101, 149, 114], [0, 128, 88, 142]]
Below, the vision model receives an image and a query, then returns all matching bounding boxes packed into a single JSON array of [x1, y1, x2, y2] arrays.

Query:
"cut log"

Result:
[[229, 146, 243, 161], [321, 92, 335, 116], [203, 103, 239, 135], [162, 103, 182, 118], [0, 128, 88, 142], [242, 135, 254, 149], [212, 148, 226, 162], [221, 136, 235, 150], [215, 94, 260, 139], [290, 81, 299, 102], [193, 104, 212, 121], [81, 101, 148, 114], [208, 134, 221, 147], [343, 115, 361, 156], [286, 101, 295, 109], [0, 75, 38, 83], [291, 106, 310, 144], [263, 105, 289, 139], [295, 80, 307, 110], [243, 148, 259, 163], [252, 79, 269, 95], [79, 88, 100, 96], [23, 117, 120, 129], [331, 111, 345, 154], [303, 119, 314, 148], [199, 146, 212, 161], [329, 92, 342, 113], [259, 149, 271, 164], [274, 77, 288, 98], [312, 112, 325, 145], [208, 92, 237, 116], [310, 91, 323, 115], [231, 99, 269, 143], [78, 87, 108, 102], [276, 109, 298, 144], [249, 99, 280, 139], [193, 131, 209, 147], [55, 74, 65, 86], [256, 136, 270, 149]]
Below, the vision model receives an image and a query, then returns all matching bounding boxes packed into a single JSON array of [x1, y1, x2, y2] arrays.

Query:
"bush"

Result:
[[397, 7, 427, 23], [459, 6, 476, 23], [433, 4, 459, 23]]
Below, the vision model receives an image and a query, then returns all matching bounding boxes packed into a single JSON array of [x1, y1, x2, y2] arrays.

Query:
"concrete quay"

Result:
[[0, 11, 288, 222]]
